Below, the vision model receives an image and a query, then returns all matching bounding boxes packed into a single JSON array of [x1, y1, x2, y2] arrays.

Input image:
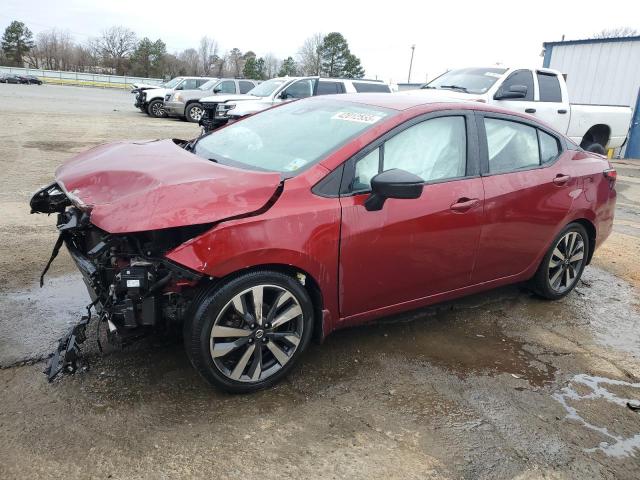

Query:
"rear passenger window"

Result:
[[239, 81, 254, 94], [352, 82, 391, 93], [485, 118, 539, 173], [317, 82, 344, 95], [499, 70, 534, 101], [538, 130, 560, 163], [537, 73, 562, 102], [196, 79, 208, 87]]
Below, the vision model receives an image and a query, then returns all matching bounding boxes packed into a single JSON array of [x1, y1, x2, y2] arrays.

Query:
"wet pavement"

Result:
[[0, 85, 639, 479]]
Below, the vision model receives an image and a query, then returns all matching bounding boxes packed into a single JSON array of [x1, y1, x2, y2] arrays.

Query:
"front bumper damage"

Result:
[[31, 183, 205, 381]]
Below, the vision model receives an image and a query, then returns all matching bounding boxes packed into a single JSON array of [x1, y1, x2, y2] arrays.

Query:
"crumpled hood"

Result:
[[55, 139, 281, 233]]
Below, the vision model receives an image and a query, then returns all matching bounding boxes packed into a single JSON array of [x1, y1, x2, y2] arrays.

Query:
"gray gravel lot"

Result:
[[0, 84, 639, 480]]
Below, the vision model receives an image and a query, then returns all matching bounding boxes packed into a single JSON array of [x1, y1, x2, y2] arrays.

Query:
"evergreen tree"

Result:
[[130, 38, 166, 77], [278, 56, 298, 76], [343, 53, 365, 78], [318, 32, 350, 77], [1, 20, 34, 66], [243, 55, 265, 80]]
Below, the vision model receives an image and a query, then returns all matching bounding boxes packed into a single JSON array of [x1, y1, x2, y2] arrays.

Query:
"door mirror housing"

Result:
[[494, 84, 527, 100], [213, 87, 222, 93], [279, 90, 290, 100], [365, 169, 424, 211]]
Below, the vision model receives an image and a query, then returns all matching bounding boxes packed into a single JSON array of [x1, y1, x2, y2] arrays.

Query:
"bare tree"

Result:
[[94, 26, 137, 74], [178, 48, 200, 75], [591, 27, 638, 38], [297, 33, 324, 75], [262, 53, 280, 79], [226, 48, 244, 77], [198, 36, 218, 75], [31, 29, 74, 70]]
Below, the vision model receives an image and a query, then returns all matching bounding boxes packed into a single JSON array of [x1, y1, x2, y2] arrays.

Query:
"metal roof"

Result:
[[543, 35, 640, 48]]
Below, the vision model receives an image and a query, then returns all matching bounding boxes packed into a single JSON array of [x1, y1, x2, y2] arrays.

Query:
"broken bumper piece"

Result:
[[45, 315, 90, 382]]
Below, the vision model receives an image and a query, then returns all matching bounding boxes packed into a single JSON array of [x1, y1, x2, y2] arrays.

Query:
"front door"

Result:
[[338, 113, 485, 319]]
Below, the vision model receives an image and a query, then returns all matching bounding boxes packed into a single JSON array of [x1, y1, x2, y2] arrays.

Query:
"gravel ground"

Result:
[[0, 84, 639, 480]]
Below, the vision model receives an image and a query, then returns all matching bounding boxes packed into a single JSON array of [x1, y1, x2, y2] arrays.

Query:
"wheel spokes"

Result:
[[211, 325, 251, 338], [230, 343, 256, 380], [272, 303, 302, 329], [266, 341, 290, 366], [211, 337, 249, 358], [252, 286, 264, 325]]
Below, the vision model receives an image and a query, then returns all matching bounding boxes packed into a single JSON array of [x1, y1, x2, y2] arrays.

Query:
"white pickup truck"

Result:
[[405, 67, 633, 153]]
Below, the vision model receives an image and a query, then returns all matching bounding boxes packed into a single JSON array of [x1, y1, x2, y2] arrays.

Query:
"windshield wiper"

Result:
[[438, 85, 469, 93], [421, 85, 436, 89]]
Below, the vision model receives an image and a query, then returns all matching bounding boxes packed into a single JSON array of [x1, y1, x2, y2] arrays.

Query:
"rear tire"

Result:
[[530, 223, 589, 300], [147, 99, 167, 118], [184, 270, 314, 393]]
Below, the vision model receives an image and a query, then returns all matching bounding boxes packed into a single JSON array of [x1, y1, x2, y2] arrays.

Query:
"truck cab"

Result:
[[405, 67, 632, 152]]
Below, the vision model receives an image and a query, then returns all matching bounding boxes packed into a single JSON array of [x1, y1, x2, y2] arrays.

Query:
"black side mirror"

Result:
[[365, 169, 424, 211], [213, 87, 222, 93], [279, 90, 289, 100], [494, 84, 527, 100]]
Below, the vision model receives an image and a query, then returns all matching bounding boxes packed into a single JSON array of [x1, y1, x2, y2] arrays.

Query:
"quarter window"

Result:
[[351, 116, 467, 191], [539, 130, 560, 163], [499, 70, 534, 101], [239, 81, 255, 94], [485, 118, 540, 173], [537, 73, 562, 102]]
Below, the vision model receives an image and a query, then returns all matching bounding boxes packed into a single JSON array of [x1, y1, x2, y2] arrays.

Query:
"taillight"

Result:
[[603, 168, 617, 188]]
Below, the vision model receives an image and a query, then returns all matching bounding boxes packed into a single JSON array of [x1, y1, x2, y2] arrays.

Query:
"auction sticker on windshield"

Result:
[[332, 111, 384, 124]]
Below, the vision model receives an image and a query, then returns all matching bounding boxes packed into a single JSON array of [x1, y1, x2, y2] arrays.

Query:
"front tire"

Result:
[[185, 102, 204, 123], [147, 99, 167, 118], [530, 223, 589, 300], [184, 271, 314, 393]]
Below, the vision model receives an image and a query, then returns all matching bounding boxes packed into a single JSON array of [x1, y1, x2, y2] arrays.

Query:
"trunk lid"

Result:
[[55, 139, 281, 233]]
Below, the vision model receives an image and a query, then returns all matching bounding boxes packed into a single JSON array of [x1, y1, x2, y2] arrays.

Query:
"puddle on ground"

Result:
[[22, 140, 98, 153], [554, 374, 640, 458], [0, 273, 89, 367]]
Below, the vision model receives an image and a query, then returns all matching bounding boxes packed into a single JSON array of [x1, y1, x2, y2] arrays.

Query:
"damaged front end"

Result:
[[31, 183, 205, 381]]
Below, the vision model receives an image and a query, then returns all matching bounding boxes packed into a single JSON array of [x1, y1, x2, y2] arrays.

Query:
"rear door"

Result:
[[338, 111, 485, 318], [471, 112, 576, 283]]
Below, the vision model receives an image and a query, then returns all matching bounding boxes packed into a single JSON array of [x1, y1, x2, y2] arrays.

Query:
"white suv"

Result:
[[134, 76, 216, 118], [199, 76, 391, 132]]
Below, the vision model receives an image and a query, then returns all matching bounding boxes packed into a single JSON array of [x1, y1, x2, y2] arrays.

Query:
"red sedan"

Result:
[[31, 94, 616, 392]]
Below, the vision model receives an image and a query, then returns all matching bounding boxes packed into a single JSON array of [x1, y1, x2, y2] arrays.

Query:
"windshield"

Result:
[[246, 79, 287, 97], [199, 79, 218, 90], [194, 99, 394, 173], [426, 68, 507, 94], [163, 77, 183, 89]]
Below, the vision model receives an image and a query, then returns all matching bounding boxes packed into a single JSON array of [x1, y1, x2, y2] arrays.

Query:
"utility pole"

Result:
[[407, 44, 415, 83]]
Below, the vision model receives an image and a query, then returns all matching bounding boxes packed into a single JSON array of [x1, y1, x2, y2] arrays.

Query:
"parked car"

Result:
[[133, 76, 216, 118], [0, 73, 24, 84], [164, 78, 259, 122], [199, 76, 391, 132], [405, 67, 633, 153], [19, 74, 43, 85], [31, 94, 616, 392]]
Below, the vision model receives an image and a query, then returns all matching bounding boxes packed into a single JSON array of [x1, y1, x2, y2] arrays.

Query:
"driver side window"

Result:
[[499, 70, 534, 101], [283, 79, 315, 99], [350, 116, 467, 192]]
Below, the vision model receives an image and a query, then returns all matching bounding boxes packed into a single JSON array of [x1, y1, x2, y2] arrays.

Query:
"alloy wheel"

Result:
[[152, 102, 164, 117], [189, 106, 203, 121], [209, 285, 304, 383], [547, 231, 585, 293]]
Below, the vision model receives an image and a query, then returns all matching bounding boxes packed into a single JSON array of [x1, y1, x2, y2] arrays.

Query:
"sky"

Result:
[[1, 0, 639, 83]]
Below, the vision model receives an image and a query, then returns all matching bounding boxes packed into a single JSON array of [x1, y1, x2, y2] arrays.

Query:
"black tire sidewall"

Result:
[[533, 223, 590, 300], [186, 103, 202, 123], [185, 271, 314, 393]]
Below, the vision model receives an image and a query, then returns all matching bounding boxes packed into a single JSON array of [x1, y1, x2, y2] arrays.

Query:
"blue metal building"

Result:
[[542, 35, 640, 158]]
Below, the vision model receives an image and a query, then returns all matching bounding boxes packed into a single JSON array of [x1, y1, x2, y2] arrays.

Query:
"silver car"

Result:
[[164, 78, 259, 122]]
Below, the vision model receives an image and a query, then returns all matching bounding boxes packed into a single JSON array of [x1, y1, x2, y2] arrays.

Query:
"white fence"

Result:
[[0, 66, 163, 89]]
